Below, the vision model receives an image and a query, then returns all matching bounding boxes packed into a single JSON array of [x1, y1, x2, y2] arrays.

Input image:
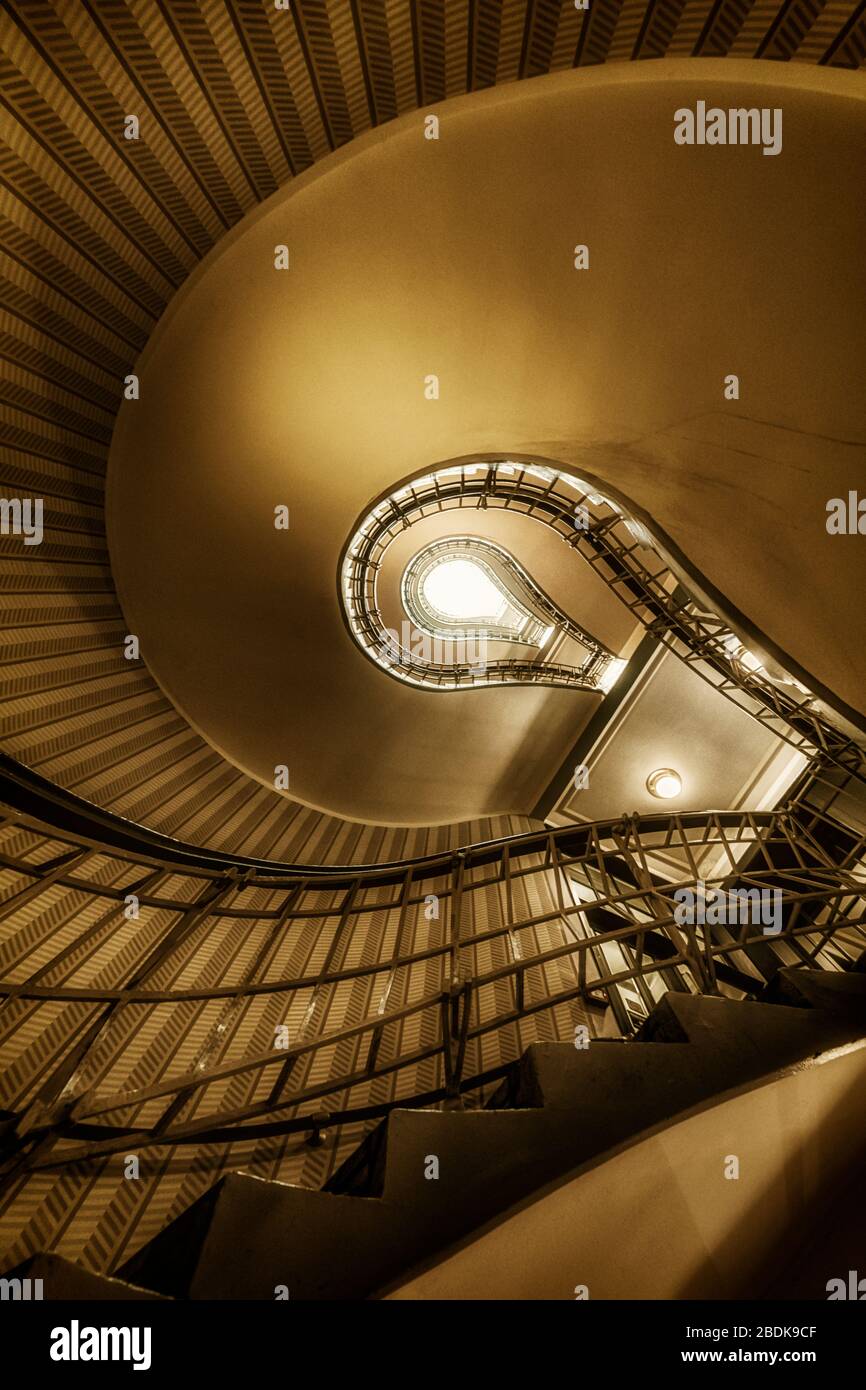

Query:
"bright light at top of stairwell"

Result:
[[421, 556, 509, 624]]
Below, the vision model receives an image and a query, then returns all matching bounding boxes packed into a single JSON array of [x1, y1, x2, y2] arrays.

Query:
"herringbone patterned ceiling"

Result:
[[1, 0, 864, 861]]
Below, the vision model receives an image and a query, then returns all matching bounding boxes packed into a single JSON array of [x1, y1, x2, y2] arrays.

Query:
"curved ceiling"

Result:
[[107, 60, 866, 824], [2, 0, 865, 852]]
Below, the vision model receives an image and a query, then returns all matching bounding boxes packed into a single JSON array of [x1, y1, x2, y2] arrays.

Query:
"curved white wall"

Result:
[[108, 61, 866, 825]]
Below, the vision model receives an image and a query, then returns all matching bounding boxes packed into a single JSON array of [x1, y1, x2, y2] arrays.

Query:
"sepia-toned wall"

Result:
[[1, 0, 864, 1281]]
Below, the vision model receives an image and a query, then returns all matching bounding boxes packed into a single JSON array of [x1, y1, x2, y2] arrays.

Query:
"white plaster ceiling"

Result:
[[107, 61, 866, 826]]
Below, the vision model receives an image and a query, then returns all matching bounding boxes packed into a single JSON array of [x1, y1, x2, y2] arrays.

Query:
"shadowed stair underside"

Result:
[[100, 970, 866, 1300]]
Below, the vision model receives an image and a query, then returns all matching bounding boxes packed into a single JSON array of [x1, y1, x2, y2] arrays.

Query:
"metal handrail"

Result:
[[340, 458, 866, 783], [1, 778, 864, 1174]]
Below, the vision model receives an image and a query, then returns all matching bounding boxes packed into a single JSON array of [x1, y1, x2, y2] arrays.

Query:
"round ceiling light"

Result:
[[646, 768, 682, 800]]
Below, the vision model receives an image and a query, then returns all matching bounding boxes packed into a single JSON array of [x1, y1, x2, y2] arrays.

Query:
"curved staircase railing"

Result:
[[341, 458, 866, 782], [1, 752, 864, 1178]]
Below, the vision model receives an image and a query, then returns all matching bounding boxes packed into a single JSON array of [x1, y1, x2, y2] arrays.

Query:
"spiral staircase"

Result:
[[2, 0, 865, 1305], [1, 725, 866, 1298]]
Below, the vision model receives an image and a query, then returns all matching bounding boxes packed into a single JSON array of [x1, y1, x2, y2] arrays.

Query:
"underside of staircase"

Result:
[[12, 965, 866, 1301]]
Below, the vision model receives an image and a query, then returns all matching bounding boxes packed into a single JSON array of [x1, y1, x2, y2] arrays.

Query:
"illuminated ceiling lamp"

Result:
[[646, 768, 682, 800]]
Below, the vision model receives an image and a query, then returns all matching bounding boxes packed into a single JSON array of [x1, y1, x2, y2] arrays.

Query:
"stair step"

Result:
[[772, 966, 866, 1015], [118, 1174, 400, 1301], [110, 981, 866, 1300]]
